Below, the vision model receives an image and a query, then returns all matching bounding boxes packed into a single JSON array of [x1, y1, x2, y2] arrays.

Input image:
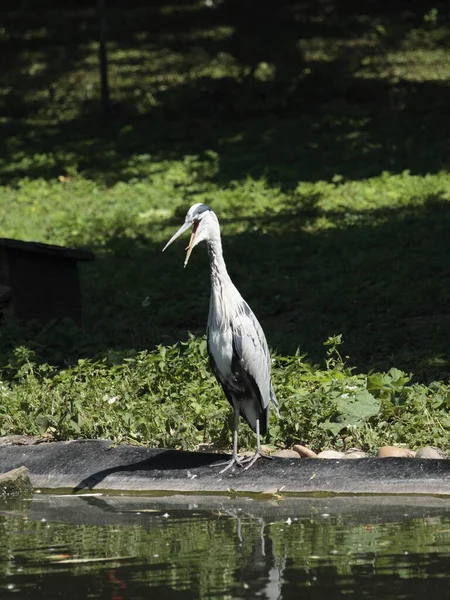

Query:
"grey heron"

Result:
[[163, 203, 279, 472]]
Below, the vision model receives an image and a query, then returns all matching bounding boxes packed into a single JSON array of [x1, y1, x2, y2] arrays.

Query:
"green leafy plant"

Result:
[[0, 336, 448, 454]]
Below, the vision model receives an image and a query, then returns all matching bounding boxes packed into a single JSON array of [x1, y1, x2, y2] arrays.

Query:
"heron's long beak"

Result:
[[162, 221, 191, 252], [162, 220, 198, 267]]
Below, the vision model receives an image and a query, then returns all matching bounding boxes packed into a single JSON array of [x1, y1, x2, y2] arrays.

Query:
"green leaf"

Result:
[[35, 414, 49, 435], [334, 390, 381, 426], [69, 419, 81, 433], [322, 421, 346, 435]]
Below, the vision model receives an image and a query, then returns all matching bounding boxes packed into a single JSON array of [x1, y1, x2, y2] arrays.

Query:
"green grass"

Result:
[[0, 1, 449, 453]]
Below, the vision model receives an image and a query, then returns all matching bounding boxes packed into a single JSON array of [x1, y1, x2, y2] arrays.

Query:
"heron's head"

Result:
[[162, 203, 216, 266]]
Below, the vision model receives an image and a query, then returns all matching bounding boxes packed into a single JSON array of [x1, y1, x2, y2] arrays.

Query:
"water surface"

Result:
[[1, 494, 450, 599]]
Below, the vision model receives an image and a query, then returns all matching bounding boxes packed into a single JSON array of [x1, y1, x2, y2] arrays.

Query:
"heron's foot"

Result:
[[210, 455, 245, 474], [211, 452, 272, 473], [242, 452, 273, 470], [219, 456, 244, 474]]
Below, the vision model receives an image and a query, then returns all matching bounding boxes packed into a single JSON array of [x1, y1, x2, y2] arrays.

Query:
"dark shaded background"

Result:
[[1, 0, 450, 380]]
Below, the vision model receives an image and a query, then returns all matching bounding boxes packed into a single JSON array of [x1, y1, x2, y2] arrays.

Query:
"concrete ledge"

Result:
[[0, 440, 449, 495]]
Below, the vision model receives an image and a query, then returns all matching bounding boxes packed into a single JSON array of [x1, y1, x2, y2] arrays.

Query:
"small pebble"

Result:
[[293, 444, 318, 458], [317, 450, 344, 459], [415, 446, 444, 459], [272, 449, 301, 459], [377, 446, 415, 458], [342, 450, 367, 459]]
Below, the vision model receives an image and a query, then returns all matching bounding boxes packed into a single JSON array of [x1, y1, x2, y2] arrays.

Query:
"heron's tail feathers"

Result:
[[239, 400, 269, 436], [237, 385, 278, 437]]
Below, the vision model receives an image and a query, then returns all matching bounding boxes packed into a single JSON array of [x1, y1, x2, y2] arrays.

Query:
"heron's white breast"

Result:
[[208, 326, 233, 379]]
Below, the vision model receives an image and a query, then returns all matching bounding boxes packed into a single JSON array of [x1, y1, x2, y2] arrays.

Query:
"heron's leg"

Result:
[[211, 406, 244, 473], [231, 406, 241, 461], [218, 406, 243, 473], [243, 418, 275, 470], [240, 418, 261, 469]]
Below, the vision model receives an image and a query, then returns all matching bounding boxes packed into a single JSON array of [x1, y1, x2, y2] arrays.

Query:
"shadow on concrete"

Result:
[[72, 449, 228, 492]]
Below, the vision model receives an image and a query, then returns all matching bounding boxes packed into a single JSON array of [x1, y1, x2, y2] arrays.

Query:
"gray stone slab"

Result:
[[0, 466, 32, 498], [0, 440, 450, 495]]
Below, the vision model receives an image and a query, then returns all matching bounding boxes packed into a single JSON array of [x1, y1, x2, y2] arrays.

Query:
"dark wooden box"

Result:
[[0, 238, 95, 326]]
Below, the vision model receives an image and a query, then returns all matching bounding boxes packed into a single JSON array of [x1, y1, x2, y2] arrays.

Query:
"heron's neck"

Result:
[[206, 221, 239, 327], [207, 234, 231, 287]]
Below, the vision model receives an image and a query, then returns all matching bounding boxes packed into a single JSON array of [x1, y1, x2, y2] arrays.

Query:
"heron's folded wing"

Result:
[[231, 303, 272, 411]]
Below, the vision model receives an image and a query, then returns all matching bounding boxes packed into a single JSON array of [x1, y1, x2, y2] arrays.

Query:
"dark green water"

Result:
[[1, 494, 450, 599]]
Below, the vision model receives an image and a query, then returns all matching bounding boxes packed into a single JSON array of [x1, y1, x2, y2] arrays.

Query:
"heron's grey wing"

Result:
[[231, 302, 273, 413]]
